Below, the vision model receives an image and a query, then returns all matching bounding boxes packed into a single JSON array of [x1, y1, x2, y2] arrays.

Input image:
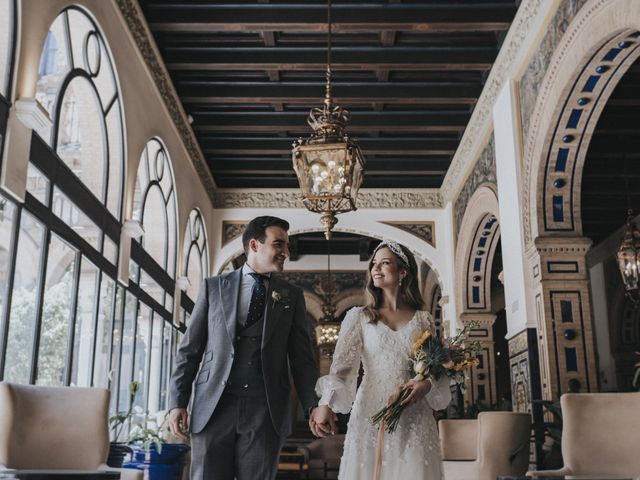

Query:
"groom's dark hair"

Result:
[[242, 216, 290, 253]]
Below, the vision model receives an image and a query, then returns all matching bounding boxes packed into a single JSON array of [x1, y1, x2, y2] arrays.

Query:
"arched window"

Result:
[[0, 0, 15, 98], [132, 138, 177, 280], [124, 138, 178, 413], [182, 209, 209, 301], [0, 8, 125, 396], [34, 7, 124, 220]]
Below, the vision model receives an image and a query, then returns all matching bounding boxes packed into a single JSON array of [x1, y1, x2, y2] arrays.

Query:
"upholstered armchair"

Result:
[[527, 392, 640, 479], [439, 412, 531, 480], [0, 382, 141, 479]]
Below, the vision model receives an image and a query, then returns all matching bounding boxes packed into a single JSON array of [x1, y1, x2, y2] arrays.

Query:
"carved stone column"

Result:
[[460, 312, 497, 407], [527, 236, 599, 400]]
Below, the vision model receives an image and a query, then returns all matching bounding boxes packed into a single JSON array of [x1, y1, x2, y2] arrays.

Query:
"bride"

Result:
[[312, 240, 451, 479]]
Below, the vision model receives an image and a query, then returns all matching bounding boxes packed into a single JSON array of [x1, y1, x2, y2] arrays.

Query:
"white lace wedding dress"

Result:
[[316, 307, 451, 480]]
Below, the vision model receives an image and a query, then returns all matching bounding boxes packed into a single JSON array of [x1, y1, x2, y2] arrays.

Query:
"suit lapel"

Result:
[[220, 269, 242, 342]]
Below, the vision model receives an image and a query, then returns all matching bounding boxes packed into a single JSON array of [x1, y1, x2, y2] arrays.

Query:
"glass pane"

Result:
[[148, 315, 163, 412], [93, 274, 115, 388], [139, 268, 165, 307], [160, 323, 172, 410], [66, 9, 96, 80], [0, 0, 12, 96], [109, 285, 124, 412], [118, 292, 137, 411], [0, 195, 17, 326], [35, 14, 71, 127], [26, 162, 50, 206], [133, 303, 151, 411], [103, 235, 118, 265], [56, 76, 107, 204], [70, 256, 98, 387], [186, 245, 203, 301], [105, 100, 123, 220], [52, 187, 101, 251], [165, 292, 173, 312], [141, 185, 169, 273], [129, 259, 139, 284], [4, 212, 46, 383], [36, 234, 77, 386]]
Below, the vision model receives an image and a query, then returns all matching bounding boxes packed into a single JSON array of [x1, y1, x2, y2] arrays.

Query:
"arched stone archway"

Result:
[[521, 0, 640, 399], [454, 185, 503, 407]]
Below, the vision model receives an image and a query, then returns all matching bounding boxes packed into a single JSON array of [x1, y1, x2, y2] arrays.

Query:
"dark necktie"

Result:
[[246, 272, 268, 328]]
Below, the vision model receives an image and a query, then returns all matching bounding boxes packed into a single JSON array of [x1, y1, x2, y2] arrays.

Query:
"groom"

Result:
[[168, 216, 332, 479]]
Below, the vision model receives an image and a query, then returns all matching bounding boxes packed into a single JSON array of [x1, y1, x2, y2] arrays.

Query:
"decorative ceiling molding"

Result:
[[222, 220, 248, 247], [115, 0, 217, 203], [213, 189, 443, 209], [440, 0, 550, 203], [380, 221, 435, 248]]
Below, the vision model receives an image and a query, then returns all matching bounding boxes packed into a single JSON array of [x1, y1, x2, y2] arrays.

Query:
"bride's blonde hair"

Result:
[[362, 242, 424, 323]]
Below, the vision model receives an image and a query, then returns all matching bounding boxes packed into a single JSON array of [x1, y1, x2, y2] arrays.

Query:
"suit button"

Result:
[[243, 384, 249, 389], [247, 361, 252, 366], [236, 336, 241, 341]]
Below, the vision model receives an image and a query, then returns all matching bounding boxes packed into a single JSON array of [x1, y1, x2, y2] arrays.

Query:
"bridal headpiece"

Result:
[[373, 240, 409, 266]]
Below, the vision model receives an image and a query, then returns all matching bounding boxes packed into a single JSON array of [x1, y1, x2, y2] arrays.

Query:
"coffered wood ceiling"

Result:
[[139, 0, 519, 189]]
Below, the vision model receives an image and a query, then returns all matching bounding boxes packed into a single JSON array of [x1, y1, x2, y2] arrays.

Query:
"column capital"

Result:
[[533, 235, 592, 256], [459, 312, 497, 327], [529, 235, 593, 281]]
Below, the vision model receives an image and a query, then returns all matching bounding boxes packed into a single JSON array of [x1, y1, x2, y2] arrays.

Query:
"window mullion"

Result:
[[0, 203, 21, 380], [29, 228, 52, 385], [64, 249, 83, 386]]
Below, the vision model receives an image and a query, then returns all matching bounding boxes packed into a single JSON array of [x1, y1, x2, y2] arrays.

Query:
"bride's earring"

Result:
[[399, 277, 403, 286]]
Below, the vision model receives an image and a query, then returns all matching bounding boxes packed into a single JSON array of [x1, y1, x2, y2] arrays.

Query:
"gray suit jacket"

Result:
[[168, 268, 319, 435]]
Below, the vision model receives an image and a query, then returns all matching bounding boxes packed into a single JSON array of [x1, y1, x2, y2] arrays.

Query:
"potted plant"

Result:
[[123, 411, 190, 480], [107, 381, 140, 467]]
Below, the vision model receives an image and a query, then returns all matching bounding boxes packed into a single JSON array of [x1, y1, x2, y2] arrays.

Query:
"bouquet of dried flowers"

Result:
[[371, 320, 482, 433]]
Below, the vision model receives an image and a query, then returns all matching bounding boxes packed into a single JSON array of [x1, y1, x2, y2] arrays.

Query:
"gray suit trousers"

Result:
[[190, 392, 283, 480]]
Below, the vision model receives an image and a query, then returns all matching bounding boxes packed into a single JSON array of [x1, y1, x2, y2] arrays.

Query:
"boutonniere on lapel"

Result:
[[271, 289, 290, 309]]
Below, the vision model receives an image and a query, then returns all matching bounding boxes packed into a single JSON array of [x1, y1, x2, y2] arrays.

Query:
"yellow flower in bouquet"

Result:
[[412, 330, 431, 353]]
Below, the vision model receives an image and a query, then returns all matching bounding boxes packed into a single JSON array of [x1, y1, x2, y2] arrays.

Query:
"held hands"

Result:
[[398, 378, 432, 406], [309, 405, 338, 438], [168, 407, 190, 441]]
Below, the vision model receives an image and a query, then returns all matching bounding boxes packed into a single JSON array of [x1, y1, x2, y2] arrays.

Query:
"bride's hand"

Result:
[[399, 378, 432, 406], [309, 405, 338, 437]]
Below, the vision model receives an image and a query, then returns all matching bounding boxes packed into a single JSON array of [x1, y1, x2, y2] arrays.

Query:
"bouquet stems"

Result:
[[371, 387, 412, 434]]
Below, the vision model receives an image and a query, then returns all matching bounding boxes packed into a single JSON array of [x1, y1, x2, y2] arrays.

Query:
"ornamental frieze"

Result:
[[380, 221, 435, 248], [213, 189, 442, 209]]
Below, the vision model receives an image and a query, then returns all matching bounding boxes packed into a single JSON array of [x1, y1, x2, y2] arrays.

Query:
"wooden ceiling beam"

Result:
[[145, 4, 517, 33], [179, 82, 481, 104], [214, 176, 444, 188], [201, 137, 458, 155], [164, 46, 496, 71], [191, 111, 469, 133]]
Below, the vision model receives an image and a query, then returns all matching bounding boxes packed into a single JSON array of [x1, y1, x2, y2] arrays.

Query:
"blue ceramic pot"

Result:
[[123, 444, 190, 480]]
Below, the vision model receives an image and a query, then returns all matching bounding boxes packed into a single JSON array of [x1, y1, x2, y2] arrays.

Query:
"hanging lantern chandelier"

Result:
[[314, 239, 341, 353], [616, 209, 640, 298], [292, 0, 365, 240]]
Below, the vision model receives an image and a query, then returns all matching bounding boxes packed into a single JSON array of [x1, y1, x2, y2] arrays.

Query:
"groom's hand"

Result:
[[309, 405, 337, 438], [169, 407, 189, 441]]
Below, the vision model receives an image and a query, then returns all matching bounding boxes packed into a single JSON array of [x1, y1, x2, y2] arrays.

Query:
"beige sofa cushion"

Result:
[[0, 382, 110, 469], [439, 419, 478, 460], [561, 393, 640, 477]]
